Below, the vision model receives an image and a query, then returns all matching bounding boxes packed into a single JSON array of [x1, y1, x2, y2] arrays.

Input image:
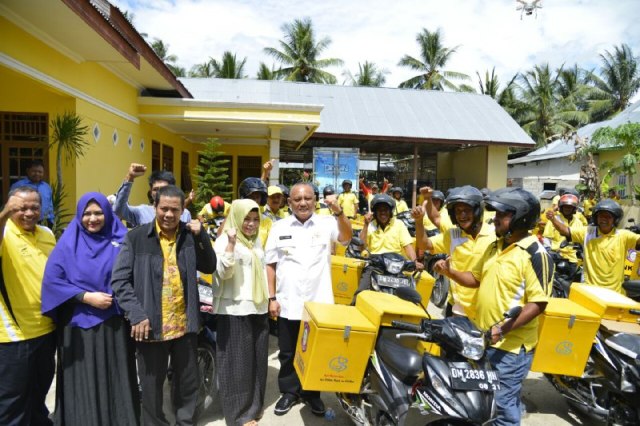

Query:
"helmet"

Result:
[[209, 196, 225, 213], [370, 194, 396, 213], [323, 185, 335, 197], [310, 184, 319, 200], [485, 187, 540, 232], [238, 177, 267, 206], [564, 188, 580, 197], [276, 184, 290, 197], [480, 188, 492, 200], [591, 199, 623, 226], [558, 194, 579, 210], [432, 190, 445, 202], [390, 186, 403, 196], [342, 179, 353, 187], [446, 186, 484, 228]]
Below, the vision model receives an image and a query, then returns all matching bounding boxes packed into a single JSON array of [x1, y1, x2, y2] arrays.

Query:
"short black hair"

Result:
[[154, 185, 185, 207], [148, 170, 176, 188], [26, 159, 45, 169], [8, 185, 42, 204]]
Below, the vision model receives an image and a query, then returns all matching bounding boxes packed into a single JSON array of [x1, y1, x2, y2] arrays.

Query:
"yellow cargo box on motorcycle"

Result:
[[331, 255, 366, 305], [569, 283, 640, 323], [294, 302, 376, 393], [530, 298, 600, 377]]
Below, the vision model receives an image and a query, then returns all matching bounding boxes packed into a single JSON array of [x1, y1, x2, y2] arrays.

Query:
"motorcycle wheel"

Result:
[[195, 340, 217, 419], [430, 272, 450, 308]]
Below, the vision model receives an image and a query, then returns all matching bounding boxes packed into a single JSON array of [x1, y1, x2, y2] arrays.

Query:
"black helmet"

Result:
[[480, 188, 492, 200], [276, 184, 290, 198], [485, 187, 540, 232], [370, 194, 396, 213], [390, 186, 403, 196], [311, 183, 319, 200], [238, 177, 267, 206], [446, 185, 484, 228], [431, 190, 446, 206], [323, 185, 335, 197], [592, 199, 623, 226], [342, 179, 352, 187]]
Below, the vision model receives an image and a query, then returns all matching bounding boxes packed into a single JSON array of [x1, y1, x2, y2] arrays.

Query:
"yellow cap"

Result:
[[268, 185, 283, 196]]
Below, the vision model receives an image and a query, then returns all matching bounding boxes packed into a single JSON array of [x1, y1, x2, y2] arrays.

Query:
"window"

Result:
[[237, 156, 262, 184], [152, 141, 161, 172], [618, 175, 627, 198], [181, 151, 191, 192], [162, 145, 173, 172], [543, 182, 557, 191]]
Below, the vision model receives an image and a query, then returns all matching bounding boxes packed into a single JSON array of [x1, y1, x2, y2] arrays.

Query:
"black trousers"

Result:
[[136, 333, 199, 426], [277, 317, 320, 399], [0, 332, 55, 426]]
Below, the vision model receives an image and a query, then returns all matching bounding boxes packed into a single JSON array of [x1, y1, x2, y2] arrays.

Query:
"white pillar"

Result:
[[269, 126, 281, 185]]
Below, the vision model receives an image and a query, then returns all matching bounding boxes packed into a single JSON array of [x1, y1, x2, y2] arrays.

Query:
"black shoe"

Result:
[[274, 393, 299, 416], [303, 396, 326, 416]]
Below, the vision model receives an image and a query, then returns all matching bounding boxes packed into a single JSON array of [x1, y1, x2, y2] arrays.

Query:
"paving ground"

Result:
[[45, 300, 606, 425]]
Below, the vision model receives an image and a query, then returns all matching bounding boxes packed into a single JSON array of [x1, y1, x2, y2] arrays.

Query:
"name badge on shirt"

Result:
[[279, 235, 292, 240]]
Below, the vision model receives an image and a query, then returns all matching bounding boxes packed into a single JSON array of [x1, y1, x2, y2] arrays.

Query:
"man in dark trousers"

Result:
[[112, 185, 216, 425]]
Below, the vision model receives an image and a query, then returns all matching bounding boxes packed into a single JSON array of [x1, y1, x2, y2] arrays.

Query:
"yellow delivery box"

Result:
[[415, 271, 436, 305], [355, 290, 428, 329], [294, 302, 376, 393], [331, 255, 366, 305], [531, 298, 600, 377], [569, 283, 640, 323]]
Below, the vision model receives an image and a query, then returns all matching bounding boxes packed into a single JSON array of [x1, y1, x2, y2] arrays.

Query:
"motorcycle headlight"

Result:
[[455, 327, 485, 360], [384, 257, 405, 275]]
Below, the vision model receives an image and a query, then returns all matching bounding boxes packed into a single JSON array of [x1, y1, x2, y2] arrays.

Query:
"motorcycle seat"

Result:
[[622, 280, 640, 302], [605, 333, 640, 359], [376, 328, 423, 383]]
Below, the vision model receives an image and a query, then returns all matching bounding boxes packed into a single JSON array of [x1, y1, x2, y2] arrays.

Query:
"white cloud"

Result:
[[113, 0, 640, 89]]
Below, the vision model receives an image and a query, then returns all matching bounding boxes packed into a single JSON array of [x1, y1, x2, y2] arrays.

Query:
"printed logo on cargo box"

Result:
[[301, 322, 310, 352], [329, 356, 348, 372], [337, 281, 348, 292], [555, 341, 573, 355]]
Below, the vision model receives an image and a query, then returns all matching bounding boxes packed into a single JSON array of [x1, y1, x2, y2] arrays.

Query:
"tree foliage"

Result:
[[264, 17, 343, 84], [343, 61, 389, 87], [193, 138, 233, 212]]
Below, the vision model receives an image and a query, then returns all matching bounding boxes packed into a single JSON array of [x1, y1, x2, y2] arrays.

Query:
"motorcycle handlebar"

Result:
[[391, 320, 422, 333]]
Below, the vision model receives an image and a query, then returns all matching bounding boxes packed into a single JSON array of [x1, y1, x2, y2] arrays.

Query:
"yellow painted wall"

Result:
[[436, 146, 508, 189], [436, 152, 453, 182], [486, 146, 508, 190]]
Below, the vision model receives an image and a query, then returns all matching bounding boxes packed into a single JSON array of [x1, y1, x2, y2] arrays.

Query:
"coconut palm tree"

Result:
[[397, 28, 470, 91], [211, 51, 247, 79], [588, 44, 640, 121], [256, 62, 280, 80], [342, 61, 388, 87], [264, 17, 343, 84], [150, 38, 184, 76], [189, 61, 216, 78], [556, 64, 592, 127], [518, 64, 581, 145]]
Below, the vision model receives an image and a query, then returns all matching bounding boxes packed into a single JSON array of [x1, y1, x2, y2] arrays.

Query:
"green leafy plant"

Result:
[[192, 138, 233, 212], [49, 111, 90, 238]]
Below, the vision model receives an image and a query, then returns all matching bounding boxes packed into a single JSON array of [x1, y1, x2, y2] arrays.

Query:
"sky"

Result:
[[112, 0, 640, 92]]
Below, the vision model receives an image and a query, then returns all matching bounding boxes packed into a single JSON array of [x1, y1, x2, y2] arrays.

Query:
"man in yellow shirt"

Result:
[[421, 187, 454, 231], [435, 187, 553, 425], [582, 190, 596, 220], [543, 193, 585, 271], [355, 194, 420, 298], [198, 195, 231, 222], [0, 186, 56, 425], [337, 179, 359, 219], [414, 185, 495, 319], [549, 199, 640, 294], [390, 187, 409, 215]]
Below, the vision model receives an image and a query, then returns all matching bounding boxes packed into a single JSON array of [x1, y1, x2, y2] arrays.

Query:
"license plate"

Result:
[[449, 365, 500, 391], [376, 275, 410, 288]]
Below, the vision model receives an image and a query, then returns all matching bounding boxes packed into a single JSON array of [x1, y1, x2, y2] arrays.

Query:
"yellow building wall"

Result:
[[486, 146, 508, 190], [436, 146, 508, 189]]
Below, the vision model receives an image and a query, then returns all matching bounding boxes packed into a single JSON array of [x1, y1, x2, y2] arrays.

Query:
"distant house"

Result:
[[507, 100, 640, 197]]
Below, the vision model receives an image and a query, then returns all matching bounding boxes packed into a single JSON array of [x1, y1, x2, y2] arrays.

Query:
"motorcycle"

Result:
[[422, 228, 449, 308], [337, 287, 522, 425], [548, 239, 583, 298], [546, 279, 640, 425], [195, 277, 218, 418]]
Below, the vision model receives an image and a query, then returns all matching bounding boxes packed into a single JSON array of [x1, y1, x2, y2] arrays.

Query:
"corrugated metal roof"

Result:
[[508, 99, 640, 165], [179, 78, 534, 146]]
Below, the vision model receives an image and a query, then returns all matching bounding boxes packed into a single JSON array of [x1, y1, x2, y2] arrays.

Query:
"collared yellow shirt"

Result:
[[0, 220, 55, 342], [583, 199, 596, 217], [365, 218, 414, 255], [156, 222, 187, 341], [338, 192, 359, 218], [472, 235, 552, 354], [430, 222, 496, 319], [198, 201, 231, 221], [394, 199, 409, 215], [571, 226, 640, 293], [543, 213, 584, 263]]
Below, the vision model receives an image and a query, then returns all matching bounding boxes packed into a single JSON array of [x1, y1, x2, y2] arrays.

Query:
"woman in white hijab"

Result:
[[214, 199, 269, 426]]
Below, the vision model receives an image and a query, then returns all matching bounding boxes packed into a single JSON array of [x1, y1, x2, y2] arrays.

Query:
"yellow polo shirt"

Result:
[[198, 201, 231, 221], [1, 220, 55, 342], [394, 199, 409, 215], [472, 235, 552, 353], [338, 192, 359, 218], [423, 208, 454, 232], [583, 199, 596, 218], [571, 226, 640, 293], [365, 218, 414, 255], [430, 222, 496, 319], [259, 215, 272, 248], [543, 213, 584, 264], [157, 223, 187, 341]]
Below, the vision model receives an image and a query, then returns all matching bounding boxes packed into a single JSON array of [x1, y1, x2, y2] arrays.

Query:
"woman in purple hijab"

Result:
[[42, 192, 139, 426]]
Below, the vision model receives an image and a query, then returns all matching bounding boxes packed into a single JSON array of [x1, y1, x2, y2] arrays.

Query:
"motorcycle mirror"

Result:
[[404, 261, 416, 272], [504, 306, 523, 319], [559, 239, 569, 249], [350, 236, 364, 246], [395, 286, 422, 304]]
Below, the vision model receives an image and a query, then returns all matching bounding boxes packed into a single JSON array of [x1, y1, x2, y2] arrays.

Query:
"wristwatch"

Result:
[[333, 210, 344, 217], [268, 296, 277, 302]]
